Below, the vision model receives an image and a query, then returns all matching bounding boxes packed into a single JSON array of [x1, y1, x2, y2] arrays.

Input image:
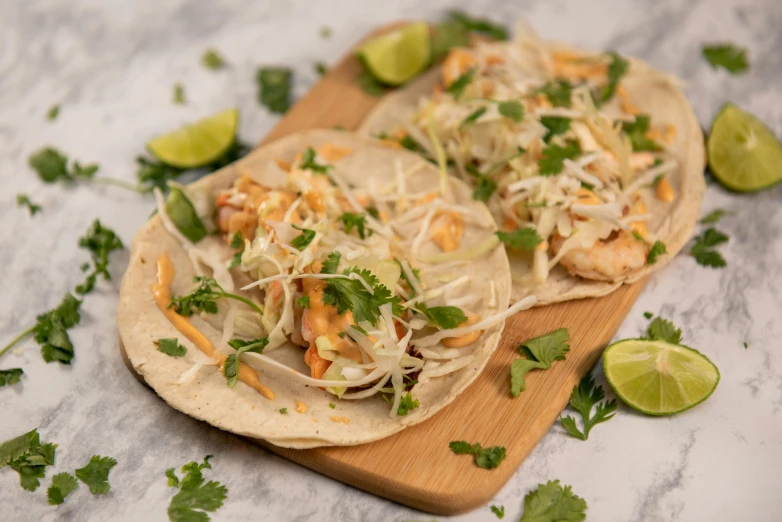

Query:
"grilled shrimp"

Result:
[[550, 230, 648, 281]]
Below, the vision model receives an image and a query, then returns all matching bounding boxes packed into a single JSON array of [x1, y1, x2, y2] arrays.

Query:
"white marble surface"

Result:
[[2, 0, 781, 520]]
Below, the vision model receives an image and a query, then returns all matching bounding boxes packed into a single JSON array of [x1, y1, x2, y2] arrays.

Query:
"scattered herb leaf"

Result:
[[75, 455, 117, 495], [75, 219, 124, 295], [646, 317, 682, 344], [339, 212, 369, 239], [690, 227, 728, 268], [496, 228, 543, 251], [560, 371, 617, 440], [416, 303, 467, 330], [16, 194, 42, 216], [397, 392, 420, 416], [357, 71, 388, 97], [539, 141, 581, 176], [491, 505, 505, 519], [0, 368, 24, 386], [449, 441, 506, 469], [170, 276, 264, 318], [46, 105, 60, 121], [646, 240, 666, 265], [173, 83, 186, 105], [461, 106, 488, 127], [257, 67, 293, 114], [300, 146, 332, 174], [296, 296, 310, 309], [538, 79, 572, 107], [47, 472, 78, 505], [446, 11, 509, 41], [322, 267, 400, 324], [702, 43, 749, 74], [314, 62, 327, 76], [166, 456, 227, 522], [540, 116, 571, 142], [446, 67, 477, 100], [201, 49, 226, 70], [158, 338, 187, 358], [699, 209, 726, 225], [519, 480, 587, 522], [511, 329, 570, 397], [498, 100, 525, 122], [290, 225, 316, 250]]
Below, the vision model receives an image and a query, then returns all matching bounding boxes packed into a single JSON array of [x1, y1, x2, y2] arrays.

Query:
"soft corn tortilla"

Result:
[[117, 130, 511, 449], [358, 36, 706, 306]]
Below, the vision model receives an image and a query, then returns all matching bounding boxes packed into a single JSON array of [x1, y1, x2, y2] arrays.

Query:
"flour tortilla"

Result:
[[117, 130, 511, 448], [358, 35, 706, 306]]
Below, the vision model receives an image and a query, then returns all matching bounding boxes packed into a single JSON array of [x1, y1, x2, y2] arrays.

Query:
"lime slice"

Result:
[[707, 103, 782, 192], [358, 22, 431, 86], [603, 339, 719, 416], [147, 108, 238, 169]]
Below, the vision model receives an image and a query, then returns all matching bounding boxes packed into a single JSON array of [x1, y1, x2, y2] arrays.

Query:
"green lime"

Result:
[[603, 339, 719, 416], [358, 22, 431, 86], [147, 108, 238, 169], [707, 103, 782, 192]]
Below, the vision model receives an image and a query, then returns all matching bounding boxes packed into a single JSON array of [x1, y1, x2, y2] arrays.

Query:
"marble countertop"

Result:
[[2, 0, 781, 520]]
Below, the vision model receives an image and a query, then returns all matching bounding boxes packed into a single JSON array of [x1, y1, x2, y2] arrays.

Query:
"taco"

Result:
[[359, 22, 706, 305], [117, 129, 532, 448]]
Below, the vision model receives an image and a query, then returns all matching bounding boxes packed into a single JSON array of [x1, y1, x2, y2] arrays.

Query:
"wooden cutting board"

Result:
[[121, 23, 648, 516]]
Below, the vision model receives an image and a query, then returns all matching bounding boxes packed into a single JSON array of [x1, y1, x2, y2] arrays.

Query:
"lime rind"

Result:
[[603, 338, 720, 416], [358, 22, 431, 86], [146, 108, 238, 169], [707, 103, 782, 192]]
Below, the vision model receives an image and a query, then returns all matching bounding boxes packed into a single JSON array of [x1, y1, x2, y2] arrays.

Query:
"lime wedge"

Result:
[[147, 108, 238, 169], [358, 22, 431, 86], [603, 339, 719, 416], [707, 103, 782, 192]]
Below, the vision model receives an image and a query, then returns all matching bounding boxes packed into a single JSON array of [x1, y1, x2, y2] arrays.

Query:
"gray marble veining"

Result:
[[1, 0, 781, 520]]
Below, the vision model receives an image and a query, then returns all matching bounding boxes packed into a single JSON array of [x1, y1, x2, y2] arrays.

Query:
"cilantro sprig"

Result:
[[300, 147, 332, 174], [224, 338, 269, 387], [690, 227, 728, 268], [538, 79, 573, 107], [201, 49, 226, 70], [702, 43, 749, 74], [29, 146, 141, 193], [622, 115, 662, 152], [322, 265, 401, 324], [446, 67, 477, 99], [257, 67, 292, 114], [0, 368, 24, 386], [338, 212, 370, 239], [416, 303, 467, 330], [170, 276, 264, 318], [560, 371, 617, 440], [645, 316, 682, 344], [539, 140, 581, 175], [397, 392, 420, 416], [510, 329, 570, 397], [290, 225, 316, 250], [16, 194, 42, 216], [75, 455, 117, 494], [519, 480, 587, 521], [646, 240, 667, 265], [449, 440, 506, 469], [496, 228, 543, 251], [228, 231, 244, 270], [158, 338, 187, 358], [596, 52, 629, 103], [75, 219, 125, 295], [0, 429, 57, 492], [166, 456, 228, 522], [540, 116, 571, 142], [491, 505, 505, 519]]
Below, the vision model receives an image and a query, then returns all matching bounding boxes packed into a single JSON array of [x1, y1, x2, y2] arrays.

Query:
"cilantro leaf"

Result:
[[320, 252, 342, 274], [690, 227, 728, 268], [173, 83, 186, 105], [702, 43, 749, 74], [165, 187, 208, 244], [446, 67, 477, 100], [170, 276, 264, 318], [496, 228, 543, 251], [75, 455, 117, 494], [229, 232, 244, 270], [34, 293, 83, 364], [339, 212, 369, 239], [300, 147, 332, 174], [646, 240, 666, 265], [256, 67, 292, 114], [446, 11, 509, 41], [0, 429, 42, 467], [158, 338, 187, 358], [1, 430, 57, 492], [329, 402, 336, 409], [647, 316, 682, 344], [279, 408, 287, 414], [290, 225, 316, 250], [473, 175, 498, 202], [417, 304, 467, 330], [540, 116, 571, 142], [0, 368, 24, 386], [538, 79, 572, 107], [622, 115, 662, 152], [397, 392, 420, 416], [597, 52, 629, 103], [201, 49, 226, 70], [431, 20, 471, 62], [315, 61, 327, 76], [320, 26, 332, 39], [498, 100, 524, 123], [167, 456, 228, 522], [166, 468, 179, 487], [643, 311, 654, 319], [76, 219, 124, 295], [224, 338, 268, 386], [47, 105, 60, 121], [229, 232, 243, 249], [560, 371, 617, 440], [226, 338, 268, 354], [135, 156, 183, 193], [461, 106, 488, 127], [699, 209, 726, 224], [511, 328, 570, 397], [47, 472, 78, 505], [520, 480, 587, 522], [539, 141, 581, 176], [296, 295, 310, 308], [491, 505, 505, 519], [322, 267, 399, 324], [357, 71, 389, 97], [16, 194, 42, 216], [29, 147, 69, 183], [449, 441, 506, 470]]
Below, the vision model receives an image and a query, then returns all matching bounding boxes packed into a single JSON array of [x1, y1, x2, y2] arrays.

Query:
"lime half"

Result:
[[708, 103, 782, 192], [147, 108, 238, 169], [358, 22, 431, 86], [603, 339, 719, 416]]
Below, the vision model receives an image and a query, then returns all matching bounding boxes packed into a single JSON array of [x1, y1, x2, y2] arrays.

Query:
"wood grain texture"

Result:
[[120, 22, 648, 515]]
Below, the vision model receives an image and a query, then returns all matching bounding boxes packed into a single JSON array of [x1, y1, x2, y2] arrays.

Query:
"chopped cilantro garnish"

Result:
[[560, 371, 617, 440], [158, 338, 187, 358], [702, 43, 749, 74], [446, 67, 477, 100], [227, 337, 268, 354], [460, 106, 488, 127], [538, 140, 581, 176], [47, 472, 78, 505], [166, 456, 227, 522], [597, 52, 629, 103], [224, 339, 269, 387], [622, 114, 662, 152], [229, 232, 244, 270], [646, 316, 682, 344], [538, 79, 572, 107], [329, 402, 336, 409], [519, 480, 587, 521], [646, 240, 666, 265], [643, 311, 654, 320], [0, 429, 57, 492], [170, 276, 264, 318], [16, 194, 42, 216], [632, 230, 645, 241], [472, 175, 498, 202], [279, 408, 287, 414], [75, 219, 124, 295], [497, 100, 524, 122], [320, 251, 342, 274], [46, 105, 60, 121], [173, 83, 186, 105], [29, 147, 98, 184], [0, 368, 24, 387], [491, 505, 505, 519], [699, 209, 726, 224], [322, 267, 400, 324], [416, 303, 467, 330], [446, 11, 509, 41], [75, 455, 117, 494], [314, 61, 327, 76], [357, 71, 388, 97], [431, 20, 471, 62], [690, 227, 728, 268], [338, 212, 369, 239], [397, 392, 420, 416], [290, 225, 316, 250], [449, 441, 506, 469], [495, 228, 543, 251], [257, 67, 293, 114], [511, 328, 570, 397], [540, 116, 571, 142], [201, 49, 226, 70], [300, 146, 332, 174], [296, 295, 310, 309]]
